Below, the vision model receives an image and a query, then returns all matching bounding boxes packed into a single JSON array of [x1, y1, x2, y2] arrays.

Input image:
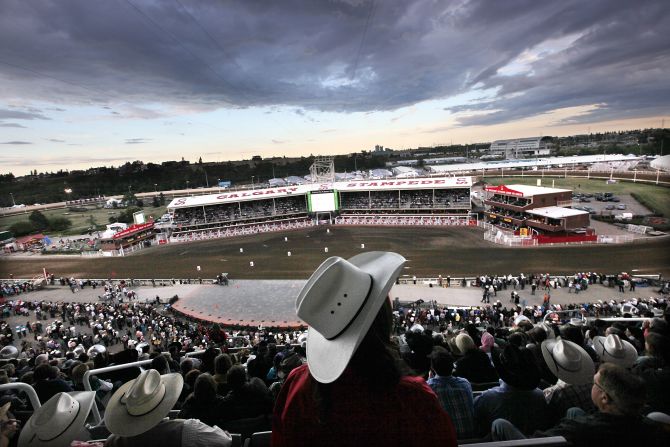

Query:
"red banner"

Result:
[[485, 184, 524, 197], [112, 222, 155, 239]]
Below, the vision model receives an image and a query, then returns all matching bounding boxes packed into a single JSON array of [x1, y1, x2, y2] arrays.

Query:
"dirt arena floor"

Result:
[[1, 226, 669, 280]]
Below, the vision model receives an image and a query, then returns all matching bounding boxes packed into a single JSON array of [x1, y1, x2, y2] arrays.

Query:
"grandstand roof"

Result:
[[425, 154, 641, 173], [526, 206, 588, 219], [650, 154, 670, 172], [167, 176, 473, 209]]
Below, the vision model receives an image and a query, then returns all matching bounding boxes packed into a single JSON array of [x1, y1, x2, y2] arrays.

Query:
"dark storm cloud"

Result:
[[0, 0, 667, 125], [0, 123, 26, 128], [1, 141, 31, 145]]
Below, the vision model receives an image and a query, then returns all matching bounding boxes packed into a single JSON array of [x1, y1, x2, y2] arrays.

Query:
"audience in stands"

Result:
[[0, 266, 668, 445]]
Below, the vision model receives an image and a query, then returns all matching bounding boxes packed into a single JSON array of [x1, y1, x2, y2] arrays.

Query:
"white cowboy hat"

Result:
[[514, 315, 531, 326], [592, 334, 637, 368], [104, 370, 183, 437], [86, 344, 106, 358], [296, 252, 405, 383], [18, 391, 95, 447], [541, 339, 594, 385], [0, 345, 19, 359]]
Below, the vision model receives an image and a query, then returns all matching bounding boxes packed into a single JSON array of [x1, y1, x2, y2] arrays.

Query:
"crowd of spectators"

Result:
[[339, 189, 471, 210], [0, 271, 668, 446], [172, 197, 308, 228], [170, 218, 315, 242], [335, 215, 473, 226]]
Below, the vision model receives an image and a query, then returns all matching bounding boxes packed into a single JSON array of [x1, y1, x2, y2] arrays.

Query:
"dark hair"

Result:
[[193, 373, 217, 401], [184, 369, 201, 388], [429, 347, 455, 376], [560, 324, 585, 346], [151, 354, 170, 375], [214, 354, 233, 375], [227, 365, 248, 391], [313, 298, 407, 424], [180, 358, 194, 376], [645, 332, 670, 363], [33, 364, 54, 382], [597, 363, 645, 416], [528, 327, 547, 344]]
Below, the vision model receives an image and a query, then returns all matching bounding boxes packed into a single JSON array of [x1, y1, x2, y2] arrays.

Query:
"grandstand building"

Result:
[[165, 177, 475, 241], [99, 222, 156, 253], [489, 136, 553, 159], [484, 184, 590, 236]]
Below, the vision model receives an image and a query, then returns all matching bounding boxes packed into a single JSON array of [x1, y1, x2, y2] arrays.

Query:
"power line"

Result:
[[123, 0, 238, 102], [0, 59, 107, 97], [350, 0, 376, 81]]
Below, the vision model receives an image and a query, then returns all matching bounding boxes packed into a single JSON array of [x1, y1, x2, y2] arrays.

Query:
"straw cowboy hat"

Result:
[[592, 334, 637, 368], [455, 333, 477, 353], [296, 252, 405, 383], [104, 369, 183, 437], [18, 391, 95, 447], [0, 345, 19, 359], [541, 339, 594, 385]]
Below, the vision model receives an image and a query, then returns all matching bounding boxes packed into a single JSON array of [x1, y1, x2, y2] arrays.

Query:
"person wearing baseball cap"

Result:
[[272, 252, 457, 447]]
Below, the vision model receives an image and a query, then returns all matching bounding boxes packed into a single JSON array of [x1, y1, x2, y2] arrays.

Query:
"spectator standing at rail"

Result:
[[272, 252, 457, 446]]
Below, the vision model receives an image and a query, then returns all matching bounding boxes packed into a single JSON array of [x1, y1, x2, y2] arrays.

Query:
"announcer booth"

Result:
[[99, 222, 155, 254]]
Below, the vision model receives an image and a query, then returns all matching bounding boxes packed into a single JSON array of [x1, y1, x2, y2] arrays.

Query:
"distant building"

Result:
[[483, 184, 589, 235], [489, 136, 552, 159]]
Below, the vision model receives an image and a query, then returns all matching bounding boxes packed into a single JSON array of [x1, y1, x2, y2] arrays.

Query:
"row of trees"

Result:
[[9, 210, 72, 237]]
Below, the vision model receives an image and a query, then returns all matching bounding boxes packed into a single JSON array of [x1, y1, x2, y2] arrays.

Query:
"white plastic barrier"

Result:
[[83, 359, 153, 424], [0, 382, 41, 410]]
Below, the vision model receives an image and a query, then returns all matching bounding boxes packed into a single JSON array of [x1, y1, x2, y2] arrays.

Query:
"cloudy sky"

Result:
[[1, 0, 668, 176]]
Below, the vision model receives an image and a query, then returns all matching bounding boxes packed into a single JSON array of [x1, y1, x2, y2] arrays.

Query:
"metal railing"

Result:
[[0, 383, 41, 410], [83, 359, 153, 424]]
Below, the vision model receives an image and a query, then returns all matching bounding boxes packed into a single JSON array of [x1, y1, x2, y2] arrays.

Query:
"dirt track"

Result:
[[1, 226, 669, 279]]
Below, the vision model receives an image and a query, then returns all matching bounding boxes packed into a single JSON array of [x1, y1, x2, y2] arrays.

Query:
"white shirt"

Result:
[[182, 419, 232, 447]]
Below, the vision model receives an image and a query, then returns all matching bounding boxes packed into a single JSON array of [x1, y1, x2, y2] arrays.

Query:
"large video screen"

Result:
[[309, 190, 338, 212]]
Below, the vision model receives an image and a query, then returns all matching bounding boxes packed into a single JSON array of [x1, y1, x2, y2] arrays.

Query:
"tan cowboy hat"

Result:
[[104, 369, 183, 437], [296, 252, 405, 383], [593, 334, 637, 368], [18, 391, 95, 447], [541, 339, 594, 385], [455, 333, 476, 353]]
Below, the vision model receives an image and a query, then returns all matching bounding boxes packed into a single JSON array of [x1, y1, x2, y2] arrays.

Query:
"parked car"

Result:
[[616, 204, 627, 210], [579, 198, 591, 203], [605, 204, 616, 210], [610, 197, 620, 202], [584, 207, 596, 214]]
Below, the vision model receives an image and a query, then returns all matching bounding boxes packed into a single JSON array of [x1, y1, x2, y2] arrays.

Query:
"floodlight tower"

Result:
[[309, 156, 335, 184]]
